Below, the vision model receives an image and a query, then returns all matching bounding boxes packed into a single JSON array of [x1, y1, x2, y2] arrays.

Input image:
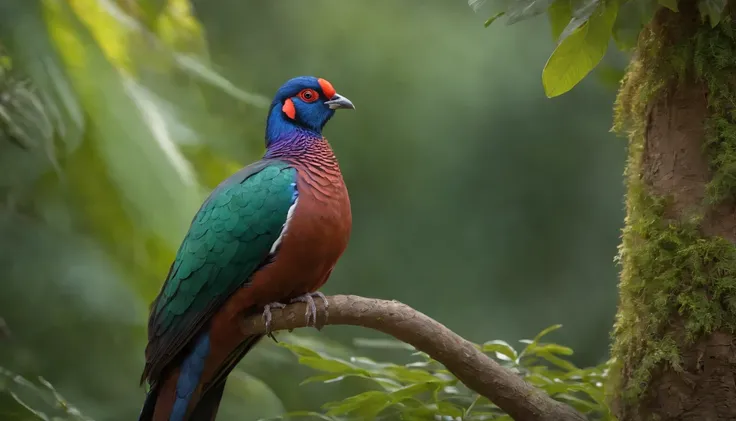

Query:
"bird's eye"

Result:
[[298, 89, 319, 103]]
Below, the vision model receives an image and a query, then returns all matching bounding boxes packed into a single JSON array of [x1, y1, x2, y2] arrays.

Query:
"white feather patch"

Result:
[[270, 198, 298, 255]]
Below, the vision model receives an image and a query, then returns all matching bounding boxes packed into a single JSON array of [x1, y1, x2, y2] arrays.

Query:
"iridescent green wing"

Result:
[[141, 160, 297, 383]]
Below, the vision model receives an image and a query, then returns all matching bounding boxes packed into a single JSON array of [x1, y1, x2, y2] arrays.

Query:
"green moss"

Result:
[[615, 15, 736, 204], [612, 177, 736, 400], [609, 12, 736, 406]]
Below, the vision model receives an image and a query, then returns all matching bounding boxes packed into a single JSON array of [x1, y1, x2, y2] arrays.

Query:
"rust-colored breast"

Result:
[[243, 138, 352, 306]]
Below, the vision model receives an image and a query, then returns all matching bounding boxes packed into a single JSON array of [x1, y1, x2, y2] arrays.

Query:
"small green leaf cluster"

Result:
[[0, 367, 90, 421], [474, 0, 731, 98], [270, 326, 613, 421], [0, 54, 53, 152]]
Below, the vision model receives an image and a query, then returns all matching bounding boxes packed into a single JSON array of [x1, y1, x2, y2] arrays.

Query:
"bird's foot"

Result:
[[290, 292, 329, 330], [262, 302, 287, 341]]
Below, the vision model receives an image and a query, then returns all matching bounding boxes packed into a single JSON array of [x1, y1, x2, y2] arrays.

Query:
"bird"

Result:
[[138, 76, 354, 421]]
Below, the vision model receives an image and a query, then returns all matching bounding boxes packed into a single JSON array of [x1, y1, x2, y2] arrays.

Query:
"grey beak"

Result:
[[325, 93, 355, 110]]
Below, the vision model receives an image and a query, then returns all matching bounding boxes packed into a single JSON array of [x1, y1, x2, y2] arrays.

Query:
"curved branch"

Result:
[[240, 295, 586, 421]]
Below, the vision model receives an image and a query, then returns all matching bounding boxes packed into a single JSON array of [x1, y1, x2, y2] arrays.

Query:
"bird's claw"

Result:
[[262, 302, 287, 340], [290, 292, 329, 330]]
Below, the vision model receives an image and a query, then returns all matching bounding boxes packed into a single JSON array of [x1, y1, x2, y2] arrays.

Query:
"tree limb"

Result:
[[240, 294, 587, 421]]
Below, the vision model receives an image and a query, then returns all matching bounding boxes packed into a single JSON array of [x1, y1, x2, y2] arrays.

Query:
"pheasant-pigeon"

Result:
[[138, 76, 354, 421]]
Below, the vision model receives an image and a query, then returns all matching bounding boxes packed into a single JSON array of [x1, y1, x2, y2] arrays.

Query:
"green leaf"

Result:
[[530, 343, 575, 356], [299, 373, 349, 385], [558, 0, 601, 41], [506, 0, 555, 25], [389, 382, 440, 402], [383, 365, 448, 384], [533, 324, 564, 342], [279, 342, 323, 359], [436, 401, 464, 417], [481, 339, 519, 361], [535, 351, 579, 371], [698, 0, 727, 27], [484, 11, 506, 27], [658, 0, 679, 11], [548, 0, 573, 41], [43, 1, 204, 250], [542, 0, 618, 97], [556, 393, 601, 412], [0, 2, 84, 153], [353, 337, 415, 350], [323, 391, 391, 417], [173, 54, 270, 108], [297, 356, 366, 375]]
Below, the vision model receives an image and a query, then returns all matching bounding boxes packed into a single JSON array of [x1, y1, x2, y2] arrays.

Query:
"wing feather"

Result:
[[141, 160, 297, 385]]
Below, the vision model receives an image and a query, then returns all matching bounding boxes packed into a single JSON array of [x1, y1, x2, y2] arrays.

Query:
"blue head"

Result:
[[265, 76, 354, 146]]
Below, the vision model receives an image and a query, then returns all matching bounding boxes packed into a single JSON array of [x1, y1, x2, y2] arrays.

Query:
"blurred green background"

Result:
[[0, 0, 626, 420]]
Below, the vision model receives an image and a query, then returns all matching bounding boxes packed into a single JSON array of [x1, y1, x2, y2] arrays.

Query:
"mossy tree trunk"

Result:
[[610, 1, 736, 419]]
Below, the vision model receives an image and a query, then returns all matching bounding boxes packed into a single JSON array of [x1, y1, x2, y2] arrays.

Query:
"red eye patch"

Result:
[[282, 98, 296, 119], [318, 78, 336, 99]]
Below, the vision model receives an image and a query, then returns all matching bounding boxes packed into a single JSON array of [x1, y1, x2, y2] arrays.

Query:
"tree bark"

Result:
[[241, 295, 587, 421], [610, 1, 736, 420]]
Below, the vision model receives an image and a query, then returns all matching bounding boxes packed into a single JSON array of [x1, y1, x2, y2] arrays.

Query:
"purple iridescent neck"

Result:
[[264, 129, 324, 159], [264, 103, 325, 159]]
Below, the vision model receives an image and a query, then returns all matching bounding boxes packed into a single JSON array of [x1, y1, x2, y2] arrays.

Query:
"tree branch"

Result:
[[240, 294, 587, 421]]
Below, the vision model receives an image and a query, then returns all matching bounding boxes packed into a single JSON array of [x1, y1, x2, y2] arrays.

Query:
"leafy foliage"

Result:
[[472, 0, 732, 97], [0, 367, 89, 421], [0, 1, 289, 418], [1, 327, 610, 421], [269, 326, 613, 421]]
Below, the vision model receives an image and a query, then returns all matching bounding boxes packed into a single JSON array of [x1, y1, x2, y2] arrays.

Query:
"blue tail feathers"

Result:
[[138, 332, 211, 421], [171, 332, 211, 421]]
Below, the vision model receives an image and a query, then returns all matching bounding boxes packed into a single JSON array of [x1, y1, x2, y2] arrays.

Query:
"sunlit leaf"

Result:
[[44, 0, 203, 249], [481, 339, 518, 361], [542, 0, 618, 97]]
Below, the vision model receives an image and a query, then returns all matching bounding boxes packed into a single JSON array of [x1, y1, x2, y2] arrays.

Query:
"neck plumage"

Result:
[[264, 106, 338, 170], [265, 104, 321, 145], [265, 132, 338, 171], [265, 132, 338, 166]]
